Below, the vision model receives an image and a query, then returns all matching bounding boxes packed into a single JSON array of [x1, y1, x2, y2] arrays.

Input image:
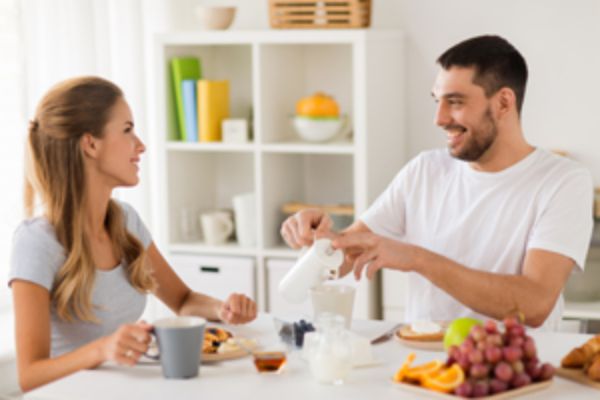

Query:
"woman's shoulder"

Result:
[[10, 217, 65, 290], [12, 216, 65, 261]]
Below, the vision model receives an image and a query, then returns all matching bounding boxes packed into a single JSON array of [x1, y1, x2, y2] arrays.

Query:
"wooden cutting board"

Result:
[[556, 367, 600, 390], [393, 380, 552, 399]]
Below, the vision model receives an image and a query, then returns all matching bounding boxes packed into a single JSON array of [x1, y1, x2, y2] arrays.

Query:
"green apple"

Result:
[[443, 317, 483, 350]]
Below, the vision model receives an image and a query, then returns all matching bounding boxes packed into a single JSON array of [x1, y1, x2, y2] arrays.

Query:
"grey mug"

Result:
[[146, 316, 206, 379]]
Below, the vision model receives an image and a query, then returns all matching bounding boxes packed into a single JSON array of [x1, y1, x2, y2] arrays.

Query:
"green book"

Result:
[[170, 57, 201, 141]]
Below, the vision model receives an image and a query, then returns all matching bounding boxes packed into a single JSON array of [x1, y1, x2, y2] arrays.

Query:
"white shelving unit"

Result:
[[148, 30, 405, 320]]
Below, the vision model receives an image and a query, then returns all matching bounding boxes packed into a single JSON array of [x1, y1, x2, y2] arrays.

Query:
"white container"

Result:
[[278, 238, 343, 304], [232, 192, 256, 247], [267, 258, 312, 316]]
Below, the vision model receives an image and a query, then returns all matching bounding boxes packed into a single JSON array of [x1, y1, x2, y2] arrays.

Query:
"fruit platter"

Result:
[[392, 316, 554, 398]]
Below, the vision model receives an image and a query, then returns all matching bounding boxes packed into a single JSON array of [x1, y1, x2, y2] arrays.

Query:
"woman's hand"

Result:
[[99, 322, 153, 366], [217, 293, 257, 324], [280, 209, 333, 249], [332, 232, 420, 280]]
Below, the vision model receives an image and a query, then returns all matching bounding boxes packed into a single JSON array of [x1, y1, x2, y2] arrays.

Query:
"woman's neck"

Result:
[[83, 183, 112, 239]]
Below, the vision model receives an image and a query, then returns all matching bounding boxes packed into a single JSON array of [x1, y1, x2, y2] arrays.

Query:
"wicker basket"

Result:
[[269, 0, 371, 29]]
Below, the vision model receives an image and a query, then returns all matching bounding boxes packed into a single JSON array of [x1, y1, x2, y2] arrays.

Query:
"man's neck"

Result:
[[469, 127, 534, 173]]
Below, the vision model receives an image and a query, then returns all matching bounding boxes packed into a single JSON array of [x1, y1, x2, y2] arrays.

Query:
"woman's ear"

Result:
[[80, 133, 99, 158]]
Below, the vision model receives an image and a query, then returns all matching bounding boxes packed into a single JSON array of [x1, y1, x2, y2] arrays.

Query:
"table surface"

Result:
[[25, 314, 600, 400]]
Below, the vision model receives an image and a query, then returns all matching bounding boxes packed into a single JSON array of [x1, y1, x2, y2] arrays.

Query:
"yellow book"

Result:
[[198, 80, 229, 142]]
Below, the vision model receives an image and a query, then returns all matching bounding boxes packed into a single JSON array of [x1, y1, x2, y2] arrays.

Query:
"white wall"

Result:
[[201, 0, 600, 184]]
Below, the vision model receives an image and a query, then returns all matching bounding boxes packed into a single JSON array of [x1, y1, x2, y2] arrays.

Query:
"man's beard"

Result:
[[446, 108, 497, 162]]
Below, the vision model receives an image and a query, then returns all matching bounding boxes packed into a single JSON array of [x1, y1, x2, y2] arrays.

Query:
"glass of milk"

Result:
[[306, 313, 352, 385]]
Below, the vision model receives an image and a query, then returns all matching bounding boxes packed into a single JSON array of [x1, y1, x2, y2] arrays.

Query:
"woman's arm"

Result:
[[148, 243, 256, 324], [12, 280, 152, 392]]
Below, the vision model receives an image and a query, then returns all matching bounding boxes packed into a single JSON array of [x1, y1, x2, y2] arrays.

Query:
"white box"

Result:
[[222, 119, 249, 143]]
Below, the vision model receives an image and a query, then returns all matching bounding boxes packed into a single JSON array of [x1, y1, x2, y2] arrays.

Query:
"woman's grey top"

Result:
[[8, 201, 152, 357]]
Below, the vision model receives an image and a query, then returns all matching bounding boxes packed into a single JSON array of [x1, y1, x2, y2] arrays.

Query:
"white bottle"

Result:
[[278, 238, 343, 303]]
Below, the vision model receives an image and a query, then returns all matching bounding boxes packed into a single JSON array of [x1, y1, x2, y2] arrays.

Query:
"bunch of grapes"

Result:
[[446, 316, 555, 397], [293, 319, 315, 347]]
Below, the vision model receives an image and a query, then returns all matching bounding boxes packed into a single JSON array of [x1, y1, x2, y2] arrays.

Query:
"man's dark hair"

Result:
[[437, 35, 528, 114]]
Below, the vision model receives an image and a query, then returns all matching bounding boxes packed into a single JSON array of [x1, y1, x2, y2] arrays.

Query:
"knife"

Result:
[[370, 323, 404, 345]]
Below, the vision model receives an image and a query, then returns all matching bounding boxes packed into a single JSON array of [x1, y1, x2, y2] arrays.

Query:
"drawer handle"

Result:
[[199, 266, 220, 273]]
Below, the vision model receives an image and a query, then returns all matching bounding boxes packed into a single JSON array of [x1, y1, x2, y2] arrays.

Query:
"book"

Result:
[[198, 80, 230, 142], [181, 80, 198, 142], [170, 57, 201, 141]]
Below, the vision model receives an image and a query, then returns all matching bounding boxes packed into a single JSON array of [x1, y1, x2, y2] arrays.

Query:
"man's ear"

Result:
[[495, 87, 516, 119], [80, 133, 100, 158]]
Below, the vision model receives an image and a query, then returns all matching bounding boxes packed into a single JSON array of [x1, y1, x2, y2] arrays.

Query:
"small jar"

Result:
[[306, 313, 352, 385]]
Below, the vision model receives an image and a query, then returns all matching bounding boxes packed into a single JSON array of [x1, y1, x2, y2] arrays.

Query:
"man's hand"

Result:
[[332, 232, 419, 280], [280, 208, 333, 249], [217, 293, 257, 325]]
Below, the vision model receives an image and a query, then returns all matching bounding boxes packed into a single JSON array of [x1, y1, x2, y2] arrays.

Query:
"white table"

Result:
[[26, 314, 599, 400]]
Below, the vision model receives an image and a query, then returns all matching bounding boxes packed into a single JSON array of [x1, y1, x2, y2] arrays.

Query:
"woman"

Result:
[[9, 76, 257, 391]]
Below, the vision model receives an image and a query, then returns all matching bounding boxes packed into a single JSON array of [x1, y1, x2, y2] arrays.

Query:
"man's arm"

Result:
[[415, 247, 574, 327], [332, 232, 575, 327]]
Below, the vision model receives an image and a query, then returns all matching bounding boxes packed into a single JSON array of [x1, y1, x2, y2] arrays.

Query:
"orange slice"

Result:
[[404, 359, 444, 382], [421, 364, 465, 393], [393, 352, 416, 382]]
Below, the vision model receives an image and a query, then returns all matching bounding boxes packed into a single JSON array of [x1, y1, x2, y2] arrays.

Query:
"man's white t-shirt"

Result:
[[361, 148, 593, 330]]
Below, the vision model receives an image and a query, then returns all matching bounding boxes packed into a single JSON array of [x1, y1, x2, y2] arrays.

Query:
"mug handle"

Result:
[[143, 327, 160, 361], [219, 213, 234, 237]]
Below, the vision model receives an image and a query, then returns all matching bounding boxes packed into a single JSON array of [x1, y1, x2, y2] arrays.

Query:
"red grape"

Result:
[[511, 360, 525, 374], [508, 324, 525, 338], [510, 372, 531, 388], [494, 362, 513, 382], [472, 380, 490, 397], [484, 320, 498, 334], [468, 349, 484, 365], [471, 325, 487, 342], [503, 346, 523, 363], [485, 346, 502, 364], [486, 333, 503, 347], [503, 316, 519, 330], [457, 353, 471, 371], [454, 381, 473, 397], [539, 363, 555, 381], [510, 336, 525, 348], [523, 337, 537, 359], [489, 378, 508, 394], [470, 363, 490, 379]]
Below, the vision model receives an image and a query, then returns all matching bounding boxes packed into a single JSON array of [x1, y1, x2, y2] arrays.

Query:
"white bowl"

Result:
[[195, 6, 236, 30], [293, 116, 346, 142]]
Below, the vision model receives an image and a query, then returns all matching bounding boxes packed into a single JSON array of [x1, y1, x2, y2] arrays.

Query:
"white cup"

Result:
[[310, 284, 356, 329], [200, 211, 233, 245], [232, 192, 256, 247]]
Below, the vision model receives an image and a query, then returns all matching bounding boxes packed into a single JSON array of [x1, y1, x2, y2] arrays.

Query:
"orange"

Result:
[[421, 364, 465, 393], [393, 352, 416, 382], [404, 359, 444, 382], [296, 92, 340, 117]]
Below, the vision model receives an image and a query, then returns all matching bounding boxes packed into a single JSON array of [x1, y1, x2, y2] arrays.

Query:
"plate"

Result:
[[394, 322, 447, 351], [141, 339, 257, 365], [393, 379, 552, 399], [556, 366, 600, 390]]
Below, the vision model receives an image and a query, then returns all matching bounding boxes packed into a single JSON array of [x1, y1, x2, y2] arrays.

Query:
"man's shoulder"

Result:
[[534, 148, 591, 179]]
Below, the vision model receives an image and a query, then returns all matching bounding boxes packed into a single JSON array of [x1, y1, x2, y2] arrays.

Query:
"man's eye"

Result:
[[125, 127, 132, 133]]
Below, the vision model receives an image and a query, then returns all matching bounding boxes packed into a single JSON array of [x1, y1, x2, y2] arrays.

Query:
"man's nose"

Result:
[[434, 102, 451, 127]]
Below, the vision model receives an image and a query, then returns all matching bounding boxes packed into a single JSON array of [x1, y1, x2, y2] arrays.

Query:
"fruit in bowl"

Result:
[[293, 92, 348, 142]]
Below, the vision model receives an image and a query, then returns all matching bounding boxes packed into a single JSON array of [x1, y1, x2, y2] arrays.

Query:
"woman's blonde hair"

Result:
[[24, 76, 155, 322]]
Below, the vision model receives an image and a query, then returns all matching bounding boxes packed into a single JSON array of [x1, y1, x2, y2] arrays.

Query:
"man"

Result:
[[280, 35, 593, 330]]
